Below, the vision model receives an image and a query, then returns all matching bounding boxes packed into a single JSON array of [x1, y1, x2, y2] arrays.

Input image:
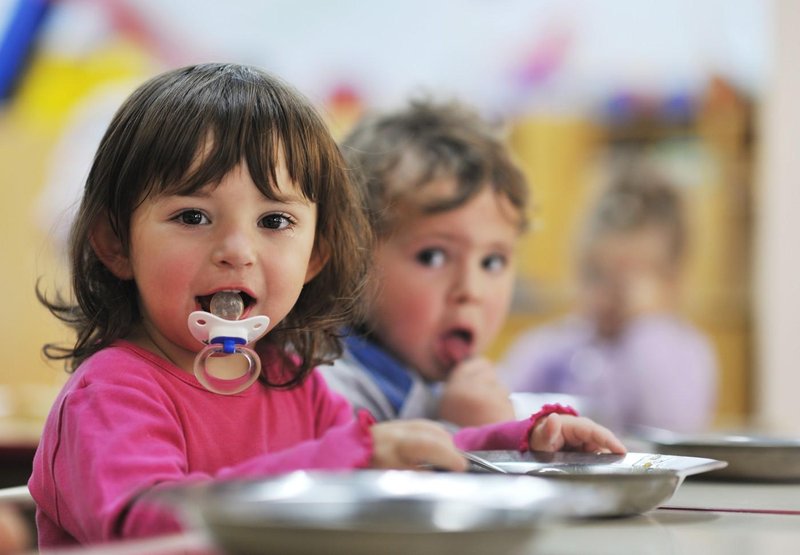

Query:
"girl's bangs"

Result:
[[141, 73, 324, 204], [154, 129, 290, 202]]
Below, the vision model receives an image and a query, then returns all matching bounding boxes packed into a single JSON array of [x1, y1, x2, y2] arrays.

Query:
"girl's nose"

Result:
[[211, 224, 256, 269]]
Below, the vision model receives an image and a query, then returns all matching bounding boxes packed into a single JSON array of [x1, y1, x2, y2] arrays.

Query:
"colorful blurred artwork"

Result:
[[0, 0, 51, 100]]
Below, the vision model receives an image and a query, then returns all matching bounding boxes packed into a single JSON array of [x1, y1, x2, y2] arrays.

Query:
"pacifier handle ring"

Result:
[[187, 307, 270, 395], [193, 343, 261, 395]]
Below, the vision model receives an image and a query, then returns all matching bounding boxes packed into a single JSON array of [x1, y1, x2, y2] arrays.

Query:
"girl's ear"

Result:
[[90, 216, 134, 280], [304, 238, 330, 284]]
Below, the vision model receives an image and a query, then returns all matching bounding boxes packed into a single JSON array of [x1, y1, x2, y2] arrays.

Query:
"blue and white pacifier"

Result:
[[188, 291, 270, 394]]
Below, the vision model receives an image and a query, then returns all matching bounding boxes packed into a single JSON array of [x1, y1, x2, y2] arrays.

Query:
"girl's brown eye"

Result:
[[259, 213, 292, 230], [179, 210, 206, 225]]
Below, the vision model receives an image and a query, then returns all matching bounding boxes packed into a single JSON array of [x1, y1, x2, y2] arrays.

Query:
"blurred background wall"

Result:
[[0, 0, 782, 435]]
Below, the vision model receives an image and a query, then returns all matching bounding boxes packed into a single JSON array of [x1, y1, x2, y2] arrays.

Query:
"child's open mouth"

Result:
[[437, 328, 475, 368]]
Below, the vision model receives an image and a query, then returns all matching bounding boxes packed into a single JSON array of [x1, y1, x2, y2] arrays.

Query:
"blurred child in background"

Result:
[[320, 99, 524, 427], [501, 165, 718, 434], [321, 99, 624, 447]]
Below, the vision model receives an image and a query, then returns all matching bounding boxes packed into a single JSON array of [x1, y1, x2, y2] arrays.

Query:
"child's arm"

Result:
[[439, 357, 515, 426], [452, 404, 626, 455]]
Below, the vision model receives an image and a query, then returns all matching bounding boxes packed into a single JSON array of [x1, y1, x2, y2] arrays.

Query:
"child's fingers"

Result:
[[371, 420, 469, 471], [405, 423, 468, 471], [440, 357, 514, 426], [530, 415, 627, 454], [560, 416, 627, 454], [447, 357, 495, 382], [529, 414, 566, 451], [0, 505, 30, 554]]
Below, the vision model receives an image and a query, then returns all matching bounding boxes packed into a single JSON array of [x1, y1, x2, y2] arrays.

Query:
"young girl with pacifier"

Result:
[[30, 64, 624, 547]]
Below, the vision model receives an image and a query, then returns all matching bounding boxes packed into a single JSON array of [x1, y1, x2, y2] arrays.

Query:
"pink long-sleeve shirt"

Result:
[[29, 341, 535, 547]]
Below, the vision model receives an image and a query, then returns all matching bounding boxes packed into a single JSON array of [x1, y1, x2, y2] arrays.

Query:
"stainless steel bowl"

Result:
[[640, 428, 800, 481], [466, 450, 727, 516], [150, 470, 609, 555]]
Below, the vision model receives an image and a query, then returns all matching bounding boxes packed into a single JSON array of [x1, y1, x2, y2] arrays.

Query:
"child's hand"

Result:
[[0, 505, 30, 554], [439, 357, 515, 427], [529, 413, 627, 454], [370, 420, 469, 471]]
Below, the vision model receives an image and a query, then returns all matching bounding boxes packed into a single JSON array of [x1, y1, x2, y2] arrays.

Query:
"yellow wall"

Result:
[[0, 48, 153, 435], [0, 113, 70, 431]]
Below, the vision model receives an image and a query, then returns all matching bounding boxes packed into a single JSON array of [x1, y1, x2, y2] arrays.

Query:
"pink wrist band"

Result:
[[520, 403, 579, 451], [530, 403, 579, 422], [355, 409, 377, 468]]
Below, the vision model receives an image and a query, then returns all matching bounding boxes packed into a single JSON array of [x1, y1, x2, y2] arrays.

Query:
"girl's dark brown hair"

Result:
[[39, 63, 371, 387], [340, 98, 529, 238]]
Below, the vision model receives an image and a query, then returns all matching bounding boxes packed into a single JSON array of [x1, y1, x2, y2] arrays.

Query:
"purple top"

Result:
[[500, 314, 717, 434]]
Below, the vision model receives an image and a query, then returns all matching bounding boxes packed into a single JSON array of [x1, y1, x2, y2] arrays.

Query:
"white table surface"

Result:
[[532, 478, 800, 554], [665, 478, 800, 513], [533, 508, 800, 555]]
